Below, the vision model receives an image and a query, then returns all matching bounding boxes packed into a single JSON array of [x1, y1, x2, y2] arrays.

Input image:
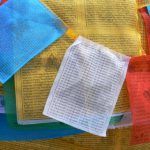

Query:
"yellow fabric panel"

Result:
[[15, 0, 142, 123]]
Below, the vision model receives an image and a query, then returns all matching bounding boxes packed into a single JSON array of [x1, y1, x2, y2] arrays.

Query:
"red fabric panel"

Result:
[[126, 55, 150, 145]]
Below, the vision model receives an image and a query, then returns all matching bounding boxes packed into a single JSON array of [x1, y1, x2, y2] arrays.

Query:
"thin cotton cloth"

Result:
[[0, 0, 67, 83], [43, 36, 130, 137], [126, 55, 150, 145]]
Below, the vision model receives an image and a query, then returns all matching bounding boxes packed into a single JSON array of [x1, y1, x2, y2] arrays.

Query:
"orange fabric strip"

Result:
[[139, 7, 150, 54]]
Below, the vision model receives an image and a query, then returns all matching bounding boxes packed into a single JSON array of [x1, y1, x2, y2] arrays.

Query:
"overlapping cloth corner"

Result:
[[0, 0, 67, 83], [137, 0, 150, 8]]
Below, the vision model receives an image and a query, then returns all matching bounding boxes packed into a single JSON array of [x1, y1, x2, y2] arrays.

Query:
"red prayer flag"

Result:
[[126, 55, 150, 145]]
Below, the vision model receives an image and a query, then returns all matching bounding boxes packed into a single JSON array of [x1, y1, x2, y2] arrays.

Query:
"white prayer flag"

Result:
[[43, 36, 130, 137]]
